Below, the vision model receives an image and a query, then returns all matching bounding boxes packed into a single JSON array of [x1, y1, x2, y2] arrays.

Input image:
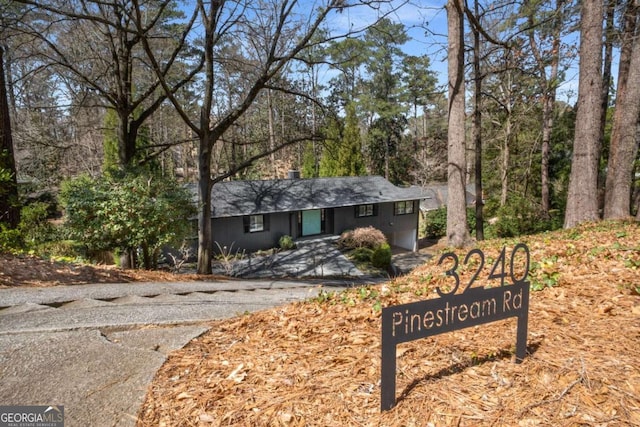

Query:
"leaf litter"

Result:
[[137, 221, 640, 426]]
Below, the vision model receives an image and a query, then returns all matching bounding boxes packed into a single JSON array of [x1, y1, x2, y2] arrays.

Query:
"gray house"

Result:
[[207, 175, 428, 254]]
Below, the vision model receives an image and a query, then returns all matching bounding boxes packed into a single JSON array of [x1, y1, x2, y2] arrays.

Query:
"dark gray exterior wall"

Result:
[[211, 212, 293, 253], [333, 202, 419, 251], [210, 200, 419, 254]]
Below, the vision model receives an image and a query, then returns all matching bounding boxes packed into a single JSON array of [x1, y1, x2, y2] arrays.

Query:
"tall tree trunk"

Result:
[[267, 89, 277, 177], [117, 108, 137, 167], [500, 115, 511, 207], [525, 0, 566, 216], [604, 1, 640, 219], [197, 134, 214, 275], [3, 46, 16, 116], [599, 0, 617, 214], [472, 0, 484, 240], [540, 91, 553, 215], [540, 27, 560, 216], [385, 135, 390, 180], [0, 46, 20, 229], [564, 0, 604, 228], [446, 0, 470, 248]]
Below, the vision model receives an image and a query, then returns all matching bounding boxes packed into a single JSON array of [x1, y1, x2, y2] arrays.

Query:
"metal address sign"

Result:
[[381, 244, 530, 411]]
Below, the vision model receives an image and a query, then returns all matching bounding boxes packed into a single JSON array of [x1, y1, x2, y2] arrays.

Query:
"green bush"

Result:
[[36, 240, 87, 261], [422, 207, 477, 239], [371, 243, 392, 269], [278, 235, 296, 250], [485, 195, 563, 238], [0, 224, 23, 252], [351, 247, 374, 262], [422, 207, 447, 238], [59, 171, 196, 269], [0, 201, 61, 254], [19, 202, 57, 247]]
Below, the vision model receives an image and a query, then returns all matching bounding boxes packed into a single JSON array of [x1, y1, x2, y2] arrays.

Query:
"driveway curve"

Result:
[[0, 237, 429, 426], [0, 279, 361, 427]]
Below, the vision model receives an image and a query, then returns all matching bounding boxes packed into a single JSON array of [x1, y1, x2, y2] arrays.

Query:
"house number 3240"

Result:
[[435, 244, 530, 297]]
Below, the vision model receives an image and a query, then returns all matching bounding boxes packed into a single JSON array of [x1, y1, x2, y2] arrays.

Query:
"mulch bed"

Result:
[[136, 221, 640, 426]]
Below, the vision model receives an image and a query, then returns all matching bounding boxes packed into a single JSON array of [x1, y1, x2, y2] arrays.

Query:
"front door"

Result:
[[301, 209, 322, 236]]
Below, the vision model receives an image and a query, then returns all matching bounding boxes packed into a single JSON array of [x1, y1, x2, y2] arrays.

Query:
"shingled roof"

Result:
[[208, 176, 427, 218], [418, 183, 477, 211]]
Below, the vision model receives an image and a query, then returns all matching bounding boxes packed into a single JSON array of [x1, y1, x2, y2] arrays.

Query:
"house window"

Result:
[[394, 201, 415, 215], [243, 214, 268, 233], [356, 204, 376, 218]]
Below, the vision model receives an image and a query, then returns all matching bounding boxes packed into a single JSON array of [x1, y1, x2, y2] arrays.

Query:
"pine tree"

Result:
[[336, 103, 365, 176], [319, 115, 342, 177]]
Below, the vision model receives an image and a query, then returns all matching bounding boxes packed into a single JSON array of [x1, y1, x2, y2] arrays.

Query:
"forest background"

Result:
[[0, 0, 638, 274]]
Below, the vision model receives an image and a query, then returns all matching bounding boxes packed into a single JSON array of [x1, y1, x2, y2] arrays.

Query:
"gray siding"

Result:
[[211, 212, 292, 253], [210, 201, 419, 254], [334, 202, 419, 250]]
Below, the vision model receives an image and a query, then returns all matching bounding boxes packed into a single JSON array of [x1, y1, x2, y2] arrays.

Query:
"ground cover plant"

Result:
[[137, 221, 640, 426]]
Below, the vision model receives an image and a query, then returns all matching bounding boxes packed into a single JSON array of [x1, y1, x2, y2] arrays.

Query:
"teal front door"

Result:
[[301, 209, 322, 236]]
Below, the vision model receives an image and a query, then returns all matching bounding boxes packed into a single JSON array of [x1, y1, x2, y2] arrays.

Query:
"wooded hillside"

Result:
[[1, 1, 639, 272]]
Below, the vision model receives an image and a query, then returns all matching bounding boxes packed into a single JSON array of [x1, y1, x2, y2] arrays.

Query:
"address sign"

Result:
[[381, 244, 531, 411]]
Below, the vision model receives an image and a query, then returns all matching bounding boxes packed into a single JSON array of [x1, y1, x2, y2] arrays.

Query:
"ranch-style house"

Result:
[[206, 174, 429, 254]]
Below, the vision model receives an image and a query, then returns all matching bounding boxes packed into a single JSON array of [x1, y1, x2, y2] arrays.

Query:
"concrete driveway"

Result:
[[0, 238, 431, 426], [221, 235, 433, 278], [0, 279, 358, 427], [218, 235, 366, 278]]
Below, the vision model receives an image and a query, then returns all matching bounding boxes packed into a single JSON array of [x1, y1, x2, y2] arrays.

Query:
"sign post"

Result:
[[381, 244, 530, 411]]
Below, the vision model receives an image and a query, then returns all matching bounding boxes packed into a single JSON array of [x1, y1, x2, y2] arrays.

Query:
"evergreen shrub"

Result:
[[422, 207, 477, 239], [351, 247, 374, 262], [485, 195, 563, 238], [278, 235, 296, 250], [19, 202, 57, 248], [422, 207, 447, 238], [0, 224, 22, 252], [371, 243, 392, 269]]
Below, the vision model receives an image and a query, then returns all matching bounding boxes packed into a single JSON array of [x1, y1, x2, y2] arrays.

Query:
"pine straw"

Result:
[[138, 221, 640, 426], [0, 253, 208, 288]]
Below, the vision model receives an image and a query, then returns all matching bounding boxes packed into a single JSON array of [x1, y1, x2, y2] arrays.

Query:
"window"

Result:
[[250, 215, 264, 232], [243, 214, 268, 233], [394, 201, 415, 215], [356, 204, 376, 217]]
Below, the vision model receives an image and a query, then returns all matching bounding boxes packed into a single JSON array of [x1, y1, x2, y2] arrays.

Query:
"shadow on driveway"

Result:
[[217, 235, 435, 279]]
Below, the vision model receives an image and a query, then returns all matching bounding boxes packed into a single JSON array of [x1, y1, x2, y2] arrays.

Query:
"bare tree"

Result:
[[137, 0, 390, 274], [12, 0, 201, 169], [604, 0, 640, 219], [564, 0, 604, 228], [446, 0, 470, 247]]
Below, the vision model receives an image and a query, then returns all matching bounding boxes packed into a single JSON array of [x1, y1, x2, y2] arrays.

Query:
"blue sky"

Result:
[[178, 0, 593, 105], [327, 0, 450, 83], [325, 0, 585, 104]]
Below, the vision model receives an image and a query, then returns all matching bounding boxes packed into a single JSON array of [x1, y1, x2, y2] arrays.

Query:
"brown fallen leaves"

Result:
[[0, 253, 205, 288], [138, 221, 640, 426]]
